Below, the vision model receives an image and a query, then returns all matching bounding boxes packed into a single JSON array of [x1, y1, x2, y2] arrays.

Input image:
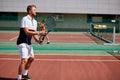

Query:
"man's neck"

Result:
[[28, 14, 33, 19]]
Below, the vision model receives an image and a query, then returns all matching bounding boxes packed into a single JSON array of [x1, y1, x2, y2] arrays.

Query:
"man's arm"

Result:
[[33, 35, 40, 43]]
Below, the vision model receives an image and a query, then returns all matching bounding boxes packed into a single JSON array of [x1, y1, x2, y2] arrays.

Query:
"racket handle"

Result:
[[40, 31, 50, 41], [40, 35, 46, 41], [39, 36, 44, 41], [42, 35, 46, 40], [41, 31, 50, 40]]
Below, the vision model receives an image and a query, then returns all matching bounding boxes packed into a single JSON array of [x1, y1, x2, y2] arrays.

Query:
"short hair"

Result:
[[27, 5, 36, 13]]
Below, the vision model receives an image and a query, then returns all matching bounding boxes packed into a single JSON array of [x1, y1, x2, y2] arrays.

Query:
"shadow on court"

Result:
[[0, 77, 17, 80], [107, 51, 120, 60]]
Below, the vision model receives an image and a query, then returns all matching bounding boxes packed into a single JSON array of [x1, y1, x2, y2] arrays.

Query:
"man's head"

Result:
[[27, 5, 37, 16]]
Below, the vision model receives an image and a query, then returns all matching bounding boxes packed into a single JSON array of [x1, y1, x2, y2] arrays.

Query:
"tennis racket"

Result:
[[38, 16, 56, 42]]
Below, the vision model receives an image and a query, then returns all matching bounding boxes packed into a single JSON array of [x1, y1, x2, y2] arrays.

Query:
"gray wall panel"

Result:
[[0, 0, 120, 14]]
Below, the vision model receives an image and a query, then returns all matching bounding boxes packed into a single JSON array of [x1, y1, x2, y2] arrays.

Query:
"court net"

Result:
[[90, 23, 116, 44]]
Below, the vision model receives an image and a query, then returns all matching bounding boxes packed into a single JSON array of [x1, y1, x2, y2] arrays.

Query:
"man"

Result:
[[17, 5, 44, 80]]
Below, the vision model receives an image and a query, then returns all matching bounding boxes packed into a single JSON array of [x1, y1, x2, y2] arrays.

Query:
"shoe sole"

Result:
[[22, 78, 31, 80]]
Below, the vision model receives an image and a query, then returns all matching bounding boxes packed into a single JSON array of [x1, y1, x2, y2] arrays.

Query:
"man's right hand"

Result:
[[39, 31, 47, 36]]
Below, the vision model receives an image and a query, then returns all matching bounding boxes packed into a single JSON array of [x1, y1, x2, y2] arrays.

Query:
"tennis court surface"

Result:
[[0, 31, 120, 80]]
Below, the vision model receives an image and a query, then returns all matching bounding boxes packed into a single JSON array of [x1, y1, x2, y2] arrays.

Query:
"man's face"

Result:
[[29, 7, 36, 16]]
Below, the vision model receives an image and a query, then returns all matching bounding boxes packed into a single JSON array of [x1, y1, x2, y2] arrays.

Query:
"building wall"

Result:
[[0, 0, 119, 31], [0, 0, 120, 14], [54, 14, 89, 31], [0, 13, 26, 30], [119, 20, 120, 32], [0, 13, 118, 32], [0, 13, 89, 31]]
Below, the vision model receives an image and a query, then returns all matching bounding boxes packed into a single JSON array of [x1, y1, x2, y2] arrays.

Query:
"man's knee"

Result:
[[28, 57, 34, 63], [21, 59, 28, 64]]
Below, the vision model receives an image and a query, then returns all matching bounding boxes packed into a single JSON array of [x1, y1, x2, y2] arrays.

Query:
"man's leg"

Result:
[[22, 45, 34, 79], [17, 43, 29, 80], [18, 59, 27, 80], [46, 35, 50, 44], [23, 57, 34, 75]]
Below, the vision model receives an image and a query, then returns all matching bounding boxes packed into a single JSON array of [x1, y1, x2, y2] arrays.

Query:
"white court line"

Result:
[[0, 58, 120, 62], [9, 36, 18, 41]]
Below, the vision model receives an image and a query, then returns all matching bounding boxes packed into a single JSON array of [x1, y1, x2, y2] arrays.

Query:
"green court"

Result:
[[0, 42, 120, 56]]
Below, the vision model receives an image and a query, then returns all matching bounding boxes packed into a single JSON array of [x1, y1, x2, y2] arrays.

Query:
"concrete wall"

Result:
[[0, 13, 89, 31], [0, 0, 119, 31], [119, 20, 120, 32], [0, 0, 120, 14], [0, 13, 26, 30], [54, 14, 89, 31], [0, 13, 118, 32]]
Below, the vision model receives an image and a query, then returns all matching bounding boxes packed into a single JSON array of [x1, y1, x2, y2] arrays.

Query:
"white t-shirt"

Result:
[[21, 15, 37, 30], [17, 15, 37, 45]]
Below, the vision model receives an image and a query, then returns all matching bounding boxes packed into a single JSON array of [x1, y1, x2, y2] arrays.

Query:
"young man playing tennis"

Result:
[[17, 5, 45, 80]]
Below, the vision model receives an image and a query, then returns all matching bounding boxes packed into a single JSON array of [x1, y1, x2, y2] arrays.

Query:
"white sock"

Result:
[[18, 75, 22, 80], [47, 41, 50, 42], [23, 70, 28, 75]]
